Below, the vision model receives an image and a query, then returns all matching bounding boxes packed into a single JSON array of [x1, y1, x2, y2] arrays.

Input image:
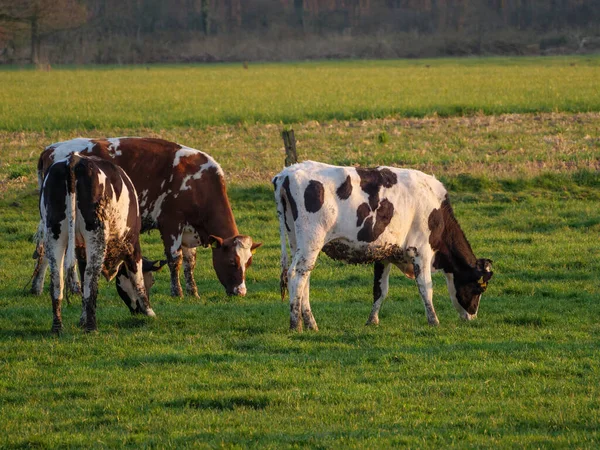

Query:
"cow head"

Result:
[[116, 258, 167, 313], [209, 235, 262, 296], [445, 259, 493, 320]]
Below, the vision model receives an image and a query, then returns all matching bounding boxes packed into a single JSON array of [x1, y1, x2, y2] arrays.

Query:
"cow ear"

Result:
[[251, 242, 263, 254], [154, 260, 168, 271], [476, 258, 493, 273], [209, 235, 223, 249], [142, 258, 168, 272]]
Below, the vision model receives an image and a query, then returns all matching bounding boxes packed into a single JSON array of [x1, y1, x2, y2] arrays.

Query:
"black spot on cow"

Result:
[[357, 217, 375, 242], [282, 176, 298, 221], [304, 180, 324, 213], [356, 167, 398, 210], [43, 163, 69, 240], [356, 203, 370, 227], [428, 196, 494, 314], [281, 197, 291, 232], [373, 262, 384, 300], [272, 176, 279, 191], [357, 199, 394, 243], [336, 175, 352, 200], [379, 169, 397, 188], [372, 199, 394, 238], [74, 161, 102, 232], [429, 196, 476, 273]]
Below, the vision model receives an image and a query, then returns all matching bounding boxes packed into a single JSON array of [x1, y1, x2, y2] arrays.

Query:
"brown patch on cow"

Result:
[[304, 180, 324, 213], [356, 167, 398, 210], [336, 175, 352, 200], [282, 176, 298, 221], [356, 202, 370, 226]]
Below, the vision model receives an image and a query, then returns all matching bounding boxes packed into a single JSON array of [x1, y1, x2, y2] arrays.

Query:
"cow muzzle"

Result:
[[230, 283, 247, 297]]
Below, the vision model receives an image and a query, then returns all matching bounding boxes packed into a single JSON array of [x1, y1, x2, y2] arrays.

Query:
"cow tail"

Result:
[[274, 177, 289, 301], [64, 154, 80, 281], [33, 151, 47, 260]]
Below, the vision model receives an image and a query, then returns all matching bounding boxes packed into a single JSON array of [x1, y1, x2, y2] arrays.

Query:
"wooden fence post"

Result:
[[282, 129, 297, 167]]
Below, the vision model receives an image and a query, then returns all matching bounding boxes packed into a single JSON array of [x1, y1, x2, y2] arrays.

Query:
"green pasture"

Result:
[[1, 58, 600, 447], [0, 56, 599, 131]]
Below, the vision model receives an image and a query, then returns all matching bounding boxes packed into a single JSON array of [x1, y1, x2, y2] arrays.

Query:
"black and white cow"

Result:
[[41, 153, 159, 332], [273, 161, 494, 331]]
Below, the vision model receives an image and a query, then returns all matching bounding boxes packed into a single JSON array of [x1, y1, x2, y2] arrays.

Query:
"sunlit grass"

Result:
[[1, 58, 599, 447], [0, 56, 599, 131]]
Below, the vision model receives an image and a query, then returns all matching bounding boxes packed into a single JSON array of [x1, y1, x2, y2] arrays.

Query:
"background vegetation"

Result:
[[0, 57, 599, 447], [1, 0, 599, 64]]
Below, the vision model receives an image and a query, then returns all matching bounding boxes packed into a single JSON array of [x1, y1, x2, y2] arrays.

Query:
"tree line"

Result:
[[1, 0, 599, 64]]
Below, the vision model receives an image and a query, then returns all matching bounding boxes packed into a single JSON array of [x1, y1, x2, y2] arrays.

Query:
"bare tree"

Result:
[[0, 0, 86, 64]]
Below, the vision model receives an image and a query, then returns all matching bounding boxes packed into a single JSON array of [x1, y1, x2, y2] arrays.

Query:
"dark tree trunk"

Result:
[[201, 0, 210, 35], [294, 0, 304, 31], [31, 15, 39, 64]]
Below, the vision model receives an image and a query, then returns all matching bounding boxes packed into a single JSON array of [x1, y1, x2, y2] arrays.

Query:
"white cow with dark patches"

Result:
[[41, 153, 157, 332], [273, 161, 493, 331]]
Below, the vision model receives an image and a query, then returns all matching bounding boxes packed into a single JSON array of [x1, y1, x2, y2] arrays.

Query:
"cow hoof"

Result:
[[84, 326, 98, 333], [51, 325, 63, 335], [69, 285, 81, 295], [365, 319, 379, 326], [428, 319, 440, 327], [289, 322, 303, 332], [145, 309, 156, 318]]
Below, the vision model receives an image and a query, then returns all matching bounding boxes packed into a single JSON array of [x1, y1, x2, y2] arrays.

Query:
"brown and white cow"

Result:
[[33, 138, 261, 298], [41, 154, 159, 332], [273, 161, 494, 331]]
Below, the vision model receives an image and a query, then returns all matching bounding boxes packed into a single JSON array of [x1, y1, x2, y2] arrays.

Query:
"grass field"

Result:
[[1, 57, 600, 448], [1, 56, 600, 131]]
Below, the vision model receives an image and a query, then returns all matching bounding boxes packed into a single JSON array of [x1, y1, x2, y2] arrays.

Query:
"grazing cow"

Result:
[[33, 138, 261, 298], [41, 154, 158, 332], [273, 161, 494, 331]]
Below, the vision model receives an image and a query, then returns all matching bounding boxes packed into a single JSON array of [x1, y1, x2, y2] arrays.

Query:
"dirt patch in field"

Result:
[[1, 112, 599, 191]]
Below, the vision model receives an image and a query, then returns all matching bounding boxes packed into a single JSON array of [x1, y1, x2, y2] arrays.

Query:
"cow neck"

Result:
[[435, 199, 477, 272], [204, 204, 239, 239], [196, 179, 239, 240]]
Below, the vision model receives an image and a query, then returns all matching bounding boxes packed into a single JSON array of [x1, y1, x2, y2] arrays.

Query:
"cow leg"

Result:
[[81, 232, 106, 332], [160, 225, 184, 297], [367, 261, 392, 325], [166, 250, 183, 297], [46, 236, 67, 334], [31, 221, 47, 295], [301, 276, 318, 331], [65, 262, 81, 296], [182, 246, 199, 298], [125, 256, 156, 317], [288, 250, 319, 332], [75, 246, 87, 318], [410, 247, 439, 326], [31, 252, 48, 296]]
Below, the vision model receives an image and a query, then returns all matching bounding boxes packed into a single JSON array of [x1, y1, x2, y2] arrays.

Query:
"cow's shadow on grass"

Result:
[[115, 315, 155, 329], [0, 327, 55, 340]]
